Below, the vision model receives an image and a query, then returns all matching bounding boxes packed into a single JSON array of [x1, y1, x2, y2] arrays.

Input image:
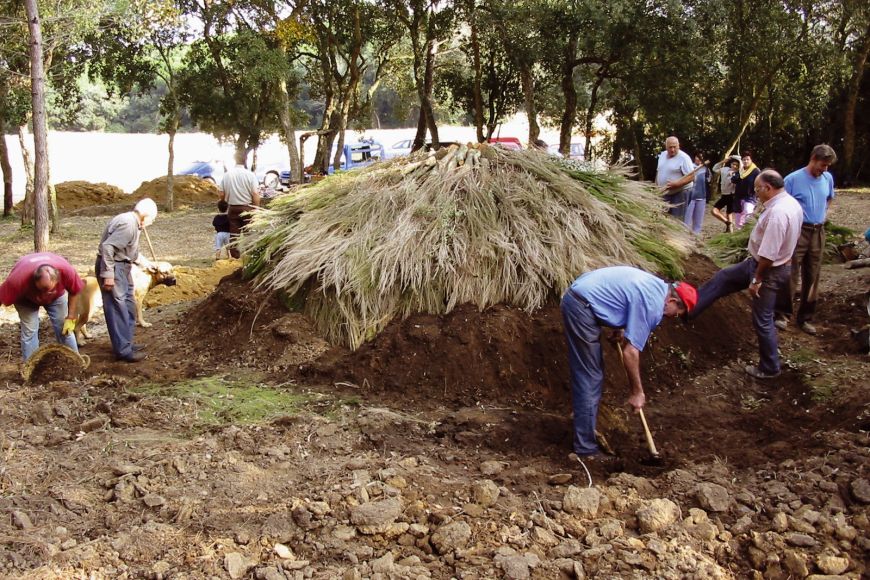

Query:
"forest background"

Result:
[[2, 0, 869, 218]]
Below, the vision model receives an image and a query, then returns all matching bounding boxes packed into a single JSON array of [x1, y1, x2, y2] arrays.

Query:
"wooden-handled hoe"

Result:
[[614, 344, 661, 462]]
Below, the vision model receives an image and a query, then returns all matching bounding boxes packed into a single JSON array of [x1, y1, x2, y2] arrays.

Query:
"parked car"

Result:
[[548, 143, 585, 160], [331, 139, 385, 173], [254, 162, 289, 189], [488, 137, 523, 150], [177, 160, 226, 183], [385, 139, 414, 159]]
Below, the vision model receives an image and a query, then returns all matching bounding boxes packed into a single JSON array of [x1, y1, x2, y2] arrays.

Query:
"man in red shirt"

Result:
[[0, 252, 84, 360]]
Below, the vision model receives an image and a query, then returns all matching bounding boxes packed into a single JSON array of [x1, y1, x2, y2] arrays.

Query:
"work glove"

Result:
[[62, 318, 76, 336]]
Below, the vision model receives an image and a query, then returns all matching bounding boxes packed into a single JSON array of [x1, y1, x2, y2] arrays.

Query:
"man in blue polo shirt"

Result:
[[775, 145, 837, 335], [561, 266, 698, 463]]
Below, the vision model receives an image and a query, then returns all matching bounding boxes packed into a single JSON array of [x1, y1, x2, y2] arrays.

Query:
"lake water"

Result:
[[2, 120, 573, 202]]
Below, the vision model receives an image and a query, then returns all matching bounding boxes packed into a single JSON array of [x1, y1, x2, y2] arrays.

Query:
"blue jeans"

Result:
[[561, 291, 604, 455], [684, 199, 706, 234], [692, 258, 790, 374], [664, 189, 688, 221], [96, 257, 136, 359], [14, 293, 78, 360]]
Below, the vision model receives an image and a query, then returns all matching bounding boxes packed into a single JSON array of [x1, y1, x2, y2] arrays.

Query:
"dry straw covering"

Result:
[[241, 144, 690, 349]]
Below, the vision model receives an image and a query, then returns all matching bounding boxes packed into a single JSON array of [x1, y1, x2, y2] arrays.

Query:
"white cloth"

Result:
[[748, 191, 804, 266], [220, 165, 258, 206], [655, 150, 694, 192]]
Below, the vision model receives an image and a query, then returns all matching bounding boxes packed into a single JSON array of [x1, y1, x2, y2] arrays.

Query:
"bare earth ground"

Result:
[[0, 186, 867, 579]]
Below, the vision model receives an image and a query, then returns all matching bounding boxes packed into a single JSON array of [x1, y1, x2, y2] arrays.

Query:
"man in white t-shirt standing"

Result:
[[219, 161, 260, 259], [655, 136, 695, 221]]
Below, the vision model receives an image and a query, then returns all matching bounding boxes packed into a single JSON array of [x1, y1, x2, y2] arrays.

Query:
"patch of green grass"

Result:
[[808, 381, 835, 403], [131, 376, 326, 427], [785, 347, 819, 366]]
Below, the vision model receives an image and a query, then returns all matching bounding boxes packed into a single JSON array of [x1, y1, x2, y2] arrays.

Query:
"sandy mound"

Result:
[[14, 181, 127, 212], [144, 260, 241, 308], [132, 175, 220, 208]]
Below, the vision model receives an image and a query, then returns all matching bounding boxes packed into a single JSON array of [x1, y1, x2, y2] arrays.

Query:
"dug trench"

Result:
[[1, 252, 867, 578]]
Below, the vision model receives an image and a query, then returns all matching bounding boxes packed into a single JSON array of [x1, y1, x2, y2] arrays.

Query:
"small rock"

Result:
[[60, 538, 77, 550], [494, 552, 530, 580], [785, 532, 818, 547], [31, 402, 53, 425], [79, 416, 108, 433], [530, 526, 559, 547], [782, 550, 808, 577], [771, 512, 788, 532], [274, 543, 294, 559], [848, 479, 870, 504], [480, 460, 505, 476], [11, 510, 34, 530], [430, 521, 472, 555], [472, 479, 500, 507], [349, 497, 402, 535], [819, 481, 838, 493], [370, 552, 394, 574], [111, 463, 143, 476], [636, 499, 680, 534], [225, 553, 255, 580], [563, 486, 601, 518], [548, 473, 573, 485], [254, 566, 286, 580], [152, 561, 171, 577], [142, 494, 165, 507], [53, 402, 71, 418], [696, 482, 731, 512], [816, 555, 849, 575]]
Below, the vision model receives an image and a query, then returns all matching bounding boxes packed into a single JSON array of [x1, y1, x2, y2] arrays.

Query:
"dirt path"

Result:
[[0, 191, 867, 579]]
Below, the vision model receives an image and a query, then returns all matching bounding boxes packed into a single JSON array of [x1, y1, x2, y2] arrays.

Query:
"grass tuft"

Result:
[[131, 376, 319, 427]]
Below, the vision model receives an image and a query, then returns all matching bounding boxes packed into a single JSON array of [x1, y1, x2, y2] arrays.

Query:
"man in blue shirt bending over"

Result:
[[561, 266, 698, 464], [775, 145, 837, 335]]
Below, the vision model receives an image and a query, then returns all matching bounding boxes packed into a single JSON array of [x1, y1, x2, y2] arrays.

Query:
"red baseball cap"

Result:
[[673, 282, 698, 313]]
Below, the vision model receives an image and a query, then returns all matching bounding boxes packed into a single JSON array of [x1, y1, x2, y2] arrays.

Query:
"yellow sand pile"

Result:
[[144, 260, 240, 307], [132, 176, 220, 208]]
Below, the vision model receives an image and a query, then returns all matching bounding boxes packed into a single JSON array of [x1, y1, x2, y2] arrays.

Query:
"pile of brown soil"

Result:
[[181, 270, 329, 369], [180, 253, 849, 470], [14, 181, 127, 212], [131, 175, 220, 208]]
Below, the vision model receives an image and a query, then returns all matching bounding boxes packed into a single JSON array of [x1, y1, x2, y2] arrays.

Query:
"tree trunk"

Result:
[[277, 78, 302, 184], [421, 36, 440, 146], [166, 116, 178, 212], [0, 123, 12, 217], [18, 126, 35, 225], [558, 35, 579, 157], [842, 22, 870, 182], [468, 0, 484, 143], [583, 72, 605, 160], [631, 114, 644, 181], [25, 0, 50, 251], [519, 63, 540, 146]]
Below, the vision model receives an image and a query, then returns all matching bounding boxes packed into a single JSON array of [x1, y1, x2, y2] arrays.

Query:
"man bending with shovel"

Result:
[[561, 266, 698, 466]]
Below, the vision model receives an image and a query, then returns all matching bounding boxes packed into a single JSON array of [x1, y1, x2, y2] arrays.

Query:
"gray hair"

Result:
[[32, 264, 58, 285]]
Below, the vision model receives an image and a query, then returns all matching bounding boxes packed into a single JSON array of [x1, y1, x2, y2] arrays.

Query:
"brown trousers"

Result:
[[227, 204, 255, 259], [779, 224, 824, 323]]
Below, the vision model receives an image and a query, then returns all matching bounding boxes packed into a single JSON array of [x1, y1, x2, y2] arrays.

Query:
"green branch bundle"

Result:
[[241, 144, 690, 349], [707, 220, 856, 267]]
